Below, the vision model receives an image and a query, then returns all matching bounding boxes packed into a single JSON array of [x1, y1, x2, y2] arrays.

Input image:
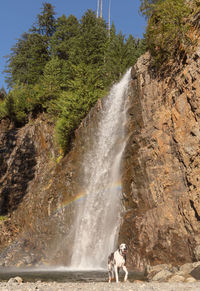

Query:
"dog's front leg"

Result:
[[122, 265, 128, 282], [114, 265, 119, 283]]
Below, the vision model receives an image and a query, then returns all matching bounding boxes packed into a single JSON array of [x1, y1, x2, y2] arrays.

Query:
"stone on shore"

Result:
[[8, 276, 23, 284]]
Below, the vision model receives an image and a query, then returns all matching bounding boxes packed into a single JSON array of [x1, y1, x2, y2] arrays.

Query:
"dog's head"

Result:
[[119, 243, 128, 255]]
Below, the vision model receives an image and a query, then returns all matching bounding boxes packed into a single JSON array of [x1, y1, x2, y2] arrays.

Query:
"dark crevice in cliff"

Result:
[[0, 129, 18, 180], [187, 96, 196, 115], [0, 133, 37, 215], [190, 200, 200, 222]]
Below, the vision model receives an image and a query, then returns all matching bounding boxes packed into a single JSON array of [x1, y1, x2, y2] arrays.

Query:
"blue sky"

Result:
[[0, 0, 146, 90]]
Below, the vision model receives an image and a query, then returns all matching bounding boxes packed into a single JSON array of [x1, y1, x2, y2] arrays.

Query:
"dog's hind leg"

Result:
[[108, 264, 113, 283], [122, 265, 128, 282], [108, 271, 112, 283], [111, 269, 114, 280]]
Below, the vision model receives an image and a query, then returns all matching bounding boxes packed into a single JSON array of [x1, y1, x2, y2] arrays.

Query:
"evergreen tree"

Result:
[[50, 14, 80, 63], [0, 87, 7, 119], [0, 87, 6, 100], [125, 36, 146, 66], [105, 29, 129, 80], [79, 10, 108, 66], [39, 57, 72, 108], [144, 0, 192, 66], [53, 62, 106, 152], [34, 2, 56, 37], [140, 0, 163, 19], [3, 3, 145, 151], [5, 33, 49, 87]]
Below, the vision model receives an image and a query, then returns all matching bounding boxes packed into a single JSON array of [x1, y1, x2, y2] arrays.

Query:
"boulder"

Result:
[[8, 276, 23, 284], [167, 275, 185, 282], [151, 269, 172, 282], [190, 265, 200, 280]]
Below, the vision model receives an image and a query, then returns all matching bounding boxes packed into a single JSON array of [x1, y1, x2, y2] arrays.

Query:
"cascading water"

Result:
[[70, 69, 131, 269]]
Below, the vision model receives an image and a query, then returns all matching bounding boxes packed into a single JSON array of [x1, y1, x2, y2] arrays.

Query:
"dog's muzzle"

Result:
[[122, 248, 127, 255]]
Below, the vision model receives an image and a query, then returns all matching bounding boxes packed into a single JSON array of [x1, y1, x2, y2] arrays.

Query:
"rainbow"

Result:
[[52, 180, 122, 216]]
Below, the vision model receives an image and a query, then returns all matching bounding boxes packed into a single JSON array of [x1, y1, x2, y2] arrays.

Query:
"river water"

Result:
[[0, 268, 145, 283]]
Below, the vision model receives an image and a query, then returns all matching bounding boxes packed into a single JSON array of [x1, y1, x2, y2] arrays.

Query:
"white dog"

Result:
[[108, 243, 128, 283]]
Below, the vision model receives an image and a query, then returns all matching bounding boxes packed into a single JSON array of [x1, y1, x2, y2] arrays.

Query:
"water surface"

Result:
[[0, 268, 145, 283]]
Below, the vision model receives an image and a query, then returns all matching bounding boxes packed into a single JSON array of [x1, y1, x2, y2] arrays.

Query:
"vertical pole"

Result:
[[100, 0, 103, 18], [108, 0, 111, 36], [97, 0, 99, 18]]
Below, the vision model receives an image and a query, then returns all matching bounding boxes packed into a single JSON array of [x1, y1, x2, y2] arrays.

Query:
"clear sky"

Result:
[[0, 0, 146, 91]]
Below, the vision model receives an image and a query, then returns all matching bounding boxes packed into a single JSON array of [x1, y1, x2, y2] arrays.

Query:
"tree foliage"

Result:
[[2, 3, 145, 153], [140, 0, 194, 67], [0, 87, 6, 101], [140, 0, 162, 19], [5, 33, 49, 87], [34, 2, 56, 37], [50, 14, 80, 62]]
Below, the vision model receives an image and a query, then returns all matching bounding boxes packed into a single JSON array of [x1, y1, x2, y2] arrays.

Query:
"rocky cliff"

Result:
[[1, 45, 200, 270], [0, 104, 103, 267], [120, 48, 200, 270]]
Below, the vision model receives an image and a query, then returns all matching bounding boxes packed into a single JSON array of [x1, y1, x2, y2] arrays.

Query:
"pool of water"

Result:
[[0, 268, 146, 283]]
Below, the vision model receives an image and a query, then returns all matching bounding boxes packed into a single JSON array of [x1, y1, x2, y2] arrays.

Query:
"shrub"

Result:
[[0, 100, 7, 120], [144, 0, 192, 67]]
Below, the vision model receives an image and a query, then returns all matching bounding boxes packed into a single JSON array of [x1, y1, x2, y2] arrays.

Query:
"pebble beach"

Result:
[[0, 281, 200, 291]]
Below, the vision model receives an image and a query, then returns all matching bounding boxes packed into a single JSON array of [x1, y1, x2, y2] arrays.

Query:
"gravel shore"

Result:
[[0, 281, 200, 291]]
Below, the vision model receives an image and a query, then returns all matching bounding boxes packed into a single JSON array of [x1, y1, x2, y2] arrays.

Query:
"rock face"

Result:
[[1, 46, 200, 270], [119, 49, 200, 270], [0, 105, 103, 266]]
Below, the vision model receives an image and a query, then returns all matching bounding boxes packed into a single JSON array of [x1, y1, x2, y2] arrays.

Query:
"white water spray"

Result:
[[70, 69, 131, 269]]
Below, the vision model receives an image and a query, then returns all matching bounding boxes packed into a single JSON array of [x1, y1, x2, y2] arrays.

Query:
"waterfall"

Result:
[[70, 69, 131, 269]]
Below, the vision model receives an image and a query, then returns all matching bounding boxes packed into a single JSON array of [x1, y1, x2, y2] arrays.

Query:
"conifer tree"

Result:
[[35, 2, 56, 37], [39, 57, 71, 108], [0, 87, 6, 100], [5, 33, 49, 87], [79, 10, 108, 66], [140, 0, 162, 19], [144, 0, 192, 66], [2, 3, 145, 151], [50, 14, 80, 63]]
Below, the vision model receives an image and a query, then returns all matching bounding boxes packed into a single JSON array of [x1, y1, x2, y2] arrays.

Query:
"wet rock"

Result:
[[167, 275, 185, 282], [185, 276, 197, 282], [194, 245, 200, 261], [146, 261, 200, 282], [151, 269, 172, 282], [179, 261, 200, 274], [190, 265, 200, 280], [8, 276, 23, 284], [147, 263, 172, 275]]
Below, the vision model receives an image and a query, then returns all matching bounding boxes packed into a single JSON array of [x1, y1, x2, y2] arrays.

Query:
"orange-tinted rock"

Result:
[[119, 50, 200, 270]]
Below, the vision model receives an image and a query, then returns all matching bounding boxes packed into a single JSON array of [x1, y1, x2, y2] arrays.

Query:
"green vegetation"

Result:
[[0, 87, 7, 119], [140, 0, 198, 68], [1, 3, 145, 153], [0, 215, 8, 222]]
